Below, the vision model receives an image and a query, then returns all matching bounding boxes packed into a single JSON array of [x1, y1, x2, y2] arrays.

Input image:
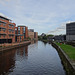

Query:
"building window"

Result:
[[12, 35, 14, 37], [3, 29, 6, 32], [12, 30, 14, 32], [18, 31, 20, 34], [12, 25, 14, 28], [9, 35, 11, 37], [9, 29, 11, 32], [3, 35, 5, 37], [3, 23, 6, 26], [15, 28, 17, 30], [3, 30, 5, 32], [23, 27, 25, 33], [2, 28, 6, 32], [18, 27, 20, 30], [18, 27, 20, 34], [0, 28, 1, 31], [15, 31, 17, 34], [0, 23, 1, 25], [9, 24, 11, 27]]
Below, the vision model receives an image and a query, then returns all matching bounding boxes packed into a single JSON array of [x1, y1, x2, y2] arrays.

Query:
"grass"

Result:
[[56, 42, 75, 61], [42, 40, 48, 43]]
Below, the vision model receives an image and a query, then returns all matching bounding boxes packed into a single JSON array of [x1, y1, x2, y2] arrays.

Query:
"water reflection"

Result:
[[31, 40, 38, 44], [18, 46, 28, 57], [0, 46, 29, 75], [16, 46, 29, 62], [0, 40, 38, 75], [0, 41, 66, 75], [0, 49, 16, 75]]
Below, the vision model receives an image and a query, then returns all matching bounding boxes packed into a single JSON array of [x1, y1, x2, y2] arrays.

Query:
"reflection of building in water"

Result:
[[0, 45, 29, 75], [31, 40, 38, 44], [31, 40, 35, 44], [0, 49, 16, 75], [20, 47, 24, 56], [34, 40, 38, 43], [28, 40, 38, 50], [16, 46, 28, 58], [25, 46, 28, 57]]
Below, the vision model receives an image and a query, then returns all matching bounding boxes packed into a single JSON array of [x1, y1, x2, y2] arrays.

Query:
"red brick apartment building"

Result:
[[0, 15, 16, 44], [15, 25, 28, 42], [34, 32, 38, 40]]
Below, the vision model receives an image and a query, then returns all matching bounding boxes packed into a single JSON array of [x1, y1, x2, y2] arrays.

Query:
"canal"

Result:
[[0, 41, 66, 75]]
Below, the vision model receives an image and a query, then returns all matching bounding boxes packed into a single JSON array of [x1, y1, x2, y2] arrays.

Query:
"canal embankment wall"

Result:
[[51, 42, 75, 75], [0, 41, 31, 53]]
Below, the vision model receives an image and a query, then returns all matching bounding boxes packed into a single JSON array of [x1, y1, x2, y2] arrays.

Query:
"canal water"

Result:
[[0, 41, 66, 75]]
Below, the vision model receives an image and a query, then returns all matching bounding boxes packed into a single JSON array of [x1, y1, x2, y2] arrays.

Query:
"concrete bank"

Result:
[[0, 41, 31, 53], [51, 42, 75, 75]]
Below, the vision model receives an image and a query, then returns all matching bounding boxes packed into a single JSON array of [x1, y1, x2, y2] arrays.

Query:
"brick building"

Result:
[[34, 32, 38, 40], [0, 15, 16, 44], [28, 29, 38, 40], [28, 29, 34, 32], [28, 29, 34, 40], [15, 25, 28, 42], [25, 26, 28, 38], [28, 31, 34, 40]]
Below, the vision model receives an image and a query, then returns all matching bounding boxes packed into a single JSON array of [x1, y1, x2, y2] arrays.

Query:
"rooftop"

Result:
[[66, 21, 75, 24], [0, 15, 11, 21], [18, 25, 27, 27]]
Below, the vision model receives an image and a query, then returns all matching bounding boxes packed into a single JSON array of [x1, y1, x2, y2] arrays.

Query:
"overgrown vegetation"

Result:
[[38, 34, 53, 40], [56, 42, 75, 61]]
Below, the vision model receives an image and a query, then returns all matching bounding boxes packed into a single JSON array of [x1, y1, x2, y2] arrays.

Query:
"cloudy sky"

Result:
[[0, 0, 75, 35]]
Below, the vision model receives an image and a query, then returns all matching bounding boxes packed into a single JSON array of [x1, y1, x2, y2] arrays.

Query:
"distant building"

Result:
[[47, 36, 54, 41], [66, 22, 75, 41], [28, 31, 34, 40], [41, 33, 46, 37], [28, 29, 38, 40], [28, 29, 34, 32], [54, 35, 66, 42], [0, 15, 16, 44]]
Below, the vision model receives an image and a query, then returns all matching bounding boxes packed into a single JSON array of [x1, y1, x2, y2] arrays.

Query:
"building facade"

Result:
[[0, 15, 16, 44], [15, 26, 28, 42], [0, 15, 37, 44], [25, 26, 28, 38], [34, 32, 38, 40], [28, 29, 34, 32], [28, 29, 34, 40], [28, 31, 34, 40], [54, 35, 66, 42], [66, 22, 75, 41]]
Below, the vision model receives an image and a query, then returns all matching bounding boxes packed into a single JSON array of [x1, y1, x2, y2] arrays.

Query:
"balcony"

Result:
[[8, 24, 15, 30], [0, 24, 7, 28], [8, 30, 15, 34], [0, 19, 8, 23], [0, 34, 7, 39], [8, 34, 14, 39], [0, 29, 7, 35]]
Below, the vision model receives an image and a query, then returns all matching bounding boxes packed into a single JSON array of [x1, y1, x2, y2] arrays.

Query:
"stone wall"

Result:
[[0, 41, 31, 53], [51, 42, 75, 75]]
